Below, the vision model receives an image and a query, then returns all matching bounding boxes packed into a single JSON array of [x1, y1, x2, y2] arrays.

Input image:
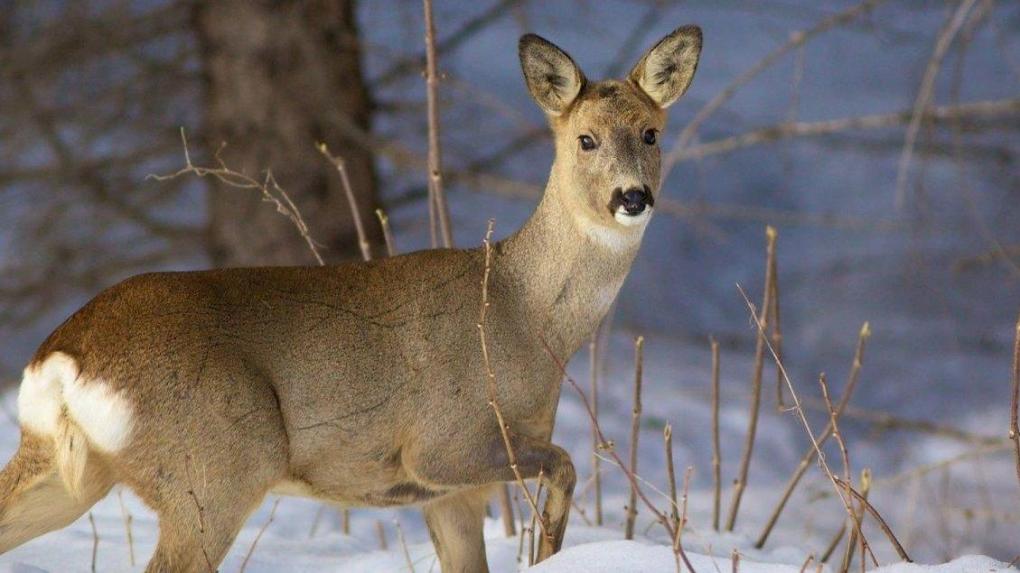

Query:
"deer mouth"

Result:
[[613, 205, 653, 226], [608, 186, 655, 225]]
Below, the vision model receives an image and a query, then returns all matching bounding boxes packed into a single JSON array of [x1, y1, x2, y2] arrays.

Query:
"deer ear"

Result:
[[519, 34, 586, 116], [629, 26, 702, 109]]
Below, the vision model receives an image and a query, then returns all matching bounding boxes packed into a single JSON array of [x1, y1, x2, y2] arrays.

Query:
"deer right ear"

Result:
[[519, 34, 586, 116], [629, 26, 702, 109]]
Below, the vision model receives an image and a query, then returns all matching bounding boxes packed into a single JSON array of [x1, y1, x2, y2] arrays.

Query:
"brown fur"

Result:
[[0, 27, 701, 572]]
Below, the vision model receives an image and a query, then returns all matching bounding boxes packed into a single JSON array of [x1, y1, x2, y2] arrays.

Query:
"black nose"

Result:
[[620, 186, 653, 215]]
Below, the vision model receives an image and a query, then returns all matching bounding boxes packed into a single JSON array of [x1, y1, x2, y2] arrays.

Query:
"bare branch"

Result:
[[664, 424, 679, 531], [726, 226, 776, 531], [755, 322, 870, 548], [240, 498, 281, 573], [662, 0, 890, 183], [477, 219, 547, 538], [373, 0, 517, 87], [117, 488, 135, 567], [1011, 313, 1020, 489], [894, 0, 980, 209], [151, 129, 325, 266], [317, 143, 372, 262], [710, 337, 722, 532], [590, 337, 604, 526], [88, 512, 99, 573], [670, 99, 1020, 164], [535, 335, 697, 572], [625, 335, 645, 540], [375, 209, 398, 257], [738, 286, 907, 563], [423, 0, 454, 248]]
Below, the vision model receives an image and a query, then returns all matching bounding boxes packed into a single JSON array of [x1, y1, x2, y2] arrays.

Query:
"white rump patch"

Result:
[[18, 353, 77, 438], [18, 352, 134, 453]]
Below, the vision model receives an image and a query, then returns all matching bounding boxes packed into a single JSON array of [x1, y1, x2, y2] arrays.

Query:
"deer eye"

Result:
[[578, 135, 597, 151], [642, 129, 657, 145]]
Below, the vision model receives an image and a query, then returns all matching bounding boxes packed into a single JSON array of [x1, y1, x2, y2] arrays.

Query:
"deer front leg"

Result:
[[411, 432, 576, 566]]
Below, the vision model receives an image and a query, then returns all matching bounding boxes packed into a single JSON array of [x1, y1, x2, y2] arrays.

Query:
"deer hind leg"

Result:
[[422, 487, 492, 573], [138, 443, 282, 573], [121, 357, 289, 572], [144, 489, 262, 573], [0, 431, 115, 553], [411, 432, 576, 566]]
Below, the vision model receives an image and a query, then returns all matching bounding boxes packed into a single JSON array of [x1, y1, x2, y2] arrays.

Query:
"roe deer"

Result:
[[0, 27, 701, 572]]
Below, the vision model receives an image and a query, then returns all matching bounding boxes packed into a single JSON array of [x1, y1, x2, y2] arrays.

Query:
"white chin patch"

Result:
[[614, 207, 653, 227]]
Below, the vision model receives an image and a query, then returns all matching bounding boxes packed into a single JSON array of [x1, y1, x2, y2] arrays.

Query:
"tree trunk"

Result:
[[194, 0, 379, 266]]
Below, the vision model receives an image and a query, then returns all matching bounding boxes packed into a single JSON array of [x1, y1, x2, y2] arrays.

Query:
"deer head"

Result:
[[519, 26, 702, 248]]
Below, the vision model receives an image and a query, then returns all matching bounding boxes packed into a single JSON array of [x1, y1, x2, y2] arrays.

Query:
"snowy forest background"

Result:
[[0, 0, 1018, 571]]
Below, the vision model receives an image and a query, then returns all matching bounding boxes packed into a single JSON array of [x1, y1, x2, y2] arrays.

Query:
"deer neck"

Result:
[[496, 177, 645, 357]]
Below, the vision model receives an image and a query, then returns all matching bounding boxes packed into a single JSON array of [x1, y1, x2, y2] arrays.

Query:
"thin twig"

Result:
[[1012, 312, 1020, 489], [373, 0, 516, 87], [755, 322, 871, 548], [499, 483, 516, 537], [309, 505, 326, 539], [183, 453, 214, 572], [710, 337, 722, 532], [820, 374, 852, 496], [799, 554, 816, 573], [738, 291, 864, 548], [833, 477, 910, 562], [117, 488, 135, 566], [395, 518, 416, 573], [590, 336, 604, 526], [819, 371, 875, 570], [894, 0, 979, 209], [661, 0, 889, 182], [477, 219, 547, 538], [726, 226, 776, 531], [536, 337, 697, 572], [821, 520, 848, 564], [770, 239, 784, 411], [677, 465, 693, 552], [738, 286, 907, 563], [317, 143, 372, 261], [824, 401, 1003, 446], [625, 335, 645, 540], [423, 0, 453, 248], [151, 129, 325, 265], [240, 498, 281, 573], [669, 98, 1020, 164], [840, 469, 872, 573], [514, 487, 528, 563], [376, 520, 388, 550], [664, 424, 679, 530], [570, 499, 593, 526], [375, 208, 397, 257], [88, 512, 98, 573], [530, 471, 545, 566]]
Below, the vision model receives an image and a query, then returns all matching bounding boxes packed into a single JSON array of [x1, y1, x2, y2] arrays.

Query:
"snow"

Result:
[[1, 490, 1016, 573], [0, 369, 1016, 573]]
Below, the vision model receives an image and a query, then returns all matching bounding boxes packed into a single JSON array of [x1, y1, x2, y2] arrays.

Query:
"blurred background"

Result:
[[0, 0, 1018, 565]]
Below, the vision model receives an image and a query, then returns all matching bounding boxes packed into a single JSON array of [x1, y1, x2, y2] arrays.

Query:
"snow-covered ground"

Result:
[[0, 330, 1016, 572], [0, 467, 1015, 572]]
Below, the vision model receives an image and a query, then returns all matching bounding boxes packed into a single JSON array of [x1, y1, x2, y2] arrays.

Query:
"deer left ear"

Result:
[[629, 26, 702, 109]]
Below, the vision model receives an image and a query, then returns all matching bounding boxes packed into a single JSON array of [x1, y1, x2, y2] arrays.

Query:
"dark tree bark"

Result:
[[194, 0, 380, 266]]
